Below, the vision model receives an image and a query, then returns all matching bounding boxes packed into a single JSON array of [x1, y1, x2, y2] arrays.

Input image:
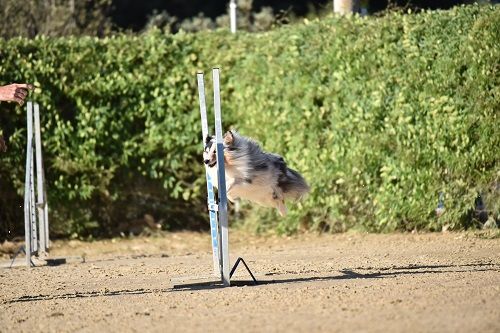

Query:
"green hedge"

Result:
[[0, 5, 498, 239]]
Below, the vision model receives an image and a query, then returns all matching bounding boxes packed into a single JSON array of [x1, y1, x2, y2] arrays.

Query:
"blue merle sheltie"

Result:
[[203, 130, 309, 216]]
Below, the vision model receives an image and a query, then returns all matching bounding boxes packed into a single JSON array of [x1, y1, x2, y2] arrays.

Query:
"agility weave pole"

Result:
[[21, 101, 49, 267], [4, 102, 83, 268], [5, 103, 81, 268], [198, 68, 231, 286], [172, 68, 256, 288], [197, 70, 223, 279]]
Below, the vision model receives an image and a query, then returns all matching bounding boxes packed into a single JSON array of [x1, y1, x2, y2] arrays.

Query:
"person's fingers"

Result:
[[14, 96, 24, 106], [15, 88, 28, 98], [14, 92, 27, 101], [14, 83, 34, 90], [15, 88, 28, 97]]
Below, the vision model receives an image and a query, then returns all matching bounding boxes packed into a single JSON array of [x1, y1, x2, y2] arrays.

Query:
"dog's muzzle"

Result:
[[204, 159, 216, 168]]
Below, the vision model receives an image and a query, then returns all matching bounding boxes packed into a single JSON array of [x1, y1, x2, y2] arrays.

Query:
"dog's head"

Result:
[[203, 135, 217, 167], [203, 131, 235, 167]]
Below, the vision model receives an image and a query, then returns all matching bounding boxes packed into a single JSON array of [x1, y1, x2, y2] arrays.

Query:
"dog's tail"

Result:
[[280, 168, 310, 201]]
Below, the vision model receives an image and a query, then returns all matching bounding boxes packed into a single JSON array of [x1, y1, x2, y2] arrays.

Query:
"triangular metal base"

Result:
[[230, 257, 257, 285], [171, 257, 258, 289], [9, 245, 34, 268]]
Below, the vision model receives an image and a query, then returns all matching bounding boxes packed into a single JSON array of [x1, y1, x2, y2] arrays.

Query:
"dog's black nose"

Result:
[[204, 159, 210, 164]]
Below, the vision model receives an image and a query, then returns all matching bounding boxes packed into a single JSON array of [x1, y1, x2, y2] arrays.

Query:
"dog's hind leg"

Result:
[[271, 188, 287, 217], [277, 200, 287, 217]]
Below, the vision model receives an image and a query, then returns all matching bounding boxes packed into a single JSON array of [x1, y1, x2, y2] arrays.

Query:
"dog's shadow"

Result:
[[5, 263, 497, 302], [171, 262, 498, 291]]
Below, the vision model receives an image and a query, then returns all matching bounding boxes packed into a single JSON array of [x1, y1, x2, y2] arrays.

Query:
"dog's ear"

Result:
[[205, 135, 212, 145], [223, 131, 234, 145]]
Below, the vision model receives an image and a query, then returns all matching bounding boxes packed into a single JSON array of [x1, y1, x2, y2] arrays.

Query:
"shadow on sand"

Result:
[[4, 262, 498, 303], [171, 262, 499, 291]]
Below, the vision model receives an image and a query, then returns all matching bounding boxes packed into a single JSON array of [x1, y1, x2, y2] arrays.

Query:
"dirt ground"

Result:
[[1, 231, 499, 333]]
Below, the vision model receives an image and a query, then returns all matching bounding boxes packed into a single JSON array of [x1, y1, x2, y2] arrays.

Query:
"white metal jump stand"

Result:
[[9, 101, 50, 268], [172, 68, 256, 288]]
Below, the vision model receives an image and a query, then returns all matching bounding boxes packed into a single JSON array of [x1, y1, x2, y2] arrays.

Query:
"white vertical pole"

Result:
[[44, 184, 49, 249], [334, 0, 360, 15], [34, 103, 47, 256], [198, 73, 209, 142], [212, 68, 230, 286], [30, 146, 37, 253], [197, 72, 222, 277], [24, 102, 34, 267], [229, 0, 237, 33]]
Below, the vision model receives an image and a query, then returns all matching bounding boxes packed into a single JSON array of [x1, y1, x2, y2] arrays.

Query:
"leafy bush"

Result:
[[0, 5, 498, 239]]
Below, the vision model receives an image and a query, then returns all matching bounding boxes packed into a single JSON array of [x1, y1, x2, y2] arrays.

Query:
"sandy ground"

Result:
[[0, 231, 499, 333]]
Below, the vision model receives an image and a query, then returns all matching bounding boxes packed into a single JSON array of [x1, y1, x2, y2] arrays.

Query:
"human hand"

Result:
[[0, 83, 34, 106]]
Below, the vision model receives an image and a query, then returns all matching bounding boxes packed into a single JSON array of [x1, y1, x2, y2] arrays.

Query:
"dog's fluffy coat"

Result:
[[203, 131, 309, 216]]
